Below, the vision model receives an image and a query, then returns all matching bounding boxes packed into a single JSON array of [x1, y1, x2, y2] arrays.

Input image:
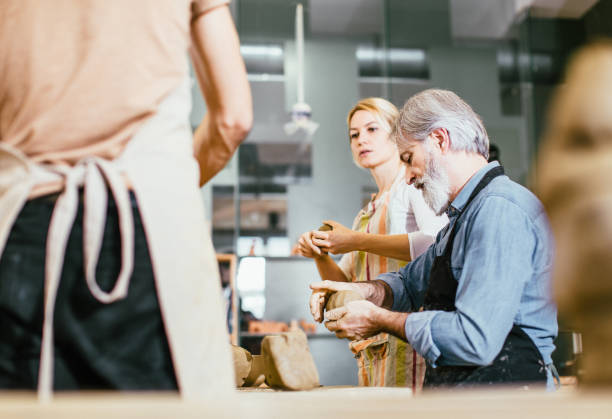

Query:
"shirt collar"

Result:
[[446, 161, 501, 217]]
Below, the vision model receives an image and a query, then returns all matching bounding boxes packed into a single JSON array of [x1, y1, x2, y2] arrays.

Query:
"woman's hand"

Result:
[[311, 220, 361, 255], [296, 230, 325, 259]]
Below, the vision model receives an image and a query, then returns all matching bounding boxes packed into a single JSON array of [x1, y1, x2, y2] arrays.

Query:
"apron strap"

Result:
[[547, 362, 562, 389], [83, 159, 134, 303], [441, 165, 504, 257]]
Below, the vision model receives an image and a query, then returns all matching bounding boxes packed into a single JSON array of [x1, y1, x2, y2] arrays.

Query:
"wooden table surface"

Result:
[[1, 386, 610, 419]]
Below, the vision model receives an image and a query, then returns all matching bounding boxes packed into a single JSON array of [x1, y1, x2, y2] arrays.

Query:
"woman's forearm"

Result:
[[355, 233, 412, 261], [314, 255, 350, 282]]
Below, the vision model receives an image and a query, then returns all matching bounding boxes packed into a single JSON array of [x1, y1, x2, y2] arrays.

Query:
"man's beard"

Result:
[[414, 145, 451, 216]]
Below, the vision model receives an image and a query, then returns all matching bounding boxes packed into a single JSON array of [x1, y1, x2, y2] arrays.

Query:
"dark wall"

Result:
[[519, 0, 612, 150], [584, 0, 612, 40], [237, 0, 309, 41]]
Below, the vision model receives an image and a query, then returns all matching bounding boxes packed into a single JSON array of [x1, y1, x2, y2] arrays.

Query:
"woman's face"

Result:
[[349, 110, 398, 169]]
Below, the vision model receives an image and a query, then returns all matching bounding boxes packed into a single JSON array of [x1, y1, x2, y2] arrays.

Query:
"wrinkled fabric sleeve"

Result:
[[403, 196, 537, 367], [337, 251, 354, 281], [379, 240, 437, 313], [387, 182, 412, 235], [410, 186, 448, 236], [191, 0, 230, 21], [406, 186, 448, 258]]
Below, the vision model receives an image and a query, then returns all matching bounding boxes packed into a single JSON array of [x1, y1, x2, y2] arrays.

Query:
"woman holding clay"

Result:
[[297, 97, 447, 390]]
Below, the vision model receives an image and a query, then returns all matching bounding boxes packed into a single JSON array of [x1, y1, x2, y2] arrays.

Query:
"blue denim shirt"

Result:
[[380, 162, 558, 386]]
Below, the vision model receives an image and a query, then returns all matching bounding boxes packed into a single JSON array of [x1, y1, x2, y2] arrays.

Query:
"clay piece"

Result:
[[325, 290, 364, 312], [248, 320, 289, 334], [299, 318, 317, 334], [231, 344, 253, 387], [318, 223, 332, 231], [317, 224, 333, 255], [244, 354, 266, 387], [261, 329, 320, 390]]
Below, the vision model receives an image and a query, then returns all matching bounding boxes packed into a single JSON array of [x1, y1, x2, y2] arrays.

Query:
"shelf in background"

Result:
[[239, 332, 337, 339]]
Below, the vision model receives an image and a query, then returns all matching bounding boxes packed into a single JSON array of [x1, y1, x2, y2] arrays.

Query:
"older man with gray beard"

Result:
[[310, 89, 558, 390]]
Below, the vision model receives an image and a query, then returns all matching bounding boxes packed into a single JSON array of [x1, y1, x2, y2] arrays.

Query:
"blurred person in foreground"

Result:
[[310, 89, 559, 390], [297, 98, 447, 390], [536, 40, 612, 387], [0, 0, 252, 398]]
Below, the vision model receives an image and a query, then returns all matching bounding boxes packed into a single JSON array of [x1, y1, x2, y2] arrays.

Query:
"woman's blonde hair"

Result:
[[347, 97, 399, 139]]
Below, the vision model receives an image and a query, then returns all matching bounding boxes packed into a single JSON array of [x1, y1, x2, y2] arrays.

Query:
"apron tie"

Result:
[[37, 157, 134, 401]]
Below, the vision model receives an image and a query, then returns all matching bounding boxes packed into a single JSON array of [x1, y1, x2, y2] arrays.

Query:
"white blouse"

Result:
[[338, 166, 448, 281]]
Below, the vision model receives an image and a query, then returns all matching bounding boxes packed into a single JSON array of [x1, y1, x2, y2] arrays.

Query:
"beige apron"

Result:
[[0, 78, 233, 400], [346, 169, 425, 390]]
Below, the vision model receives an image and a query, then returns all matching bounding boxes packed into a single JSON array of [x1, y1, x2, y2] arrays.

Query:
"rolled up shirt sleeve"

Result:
[[400, 196, 538, 367], [191, 0, 230, 21], [379, 238, 445, 364], [380, 240, 438, 313]]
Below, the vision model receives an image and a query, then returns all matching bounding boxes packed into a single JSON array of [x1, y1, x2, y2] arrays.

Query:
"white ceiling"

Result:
[[309, 0, 382, 36], [451, 0, 521, 39], [307, 0, 600, 39], [529, 0, 600, 18], [452, 0, 600, 39]]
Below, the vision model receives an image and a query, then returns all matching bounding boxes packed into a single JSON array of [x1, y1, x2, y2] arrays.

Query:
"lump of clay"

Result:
[[231, 345, 252, 387], [317, 223, 332, 255], [244, 354, 266, 387], [299, 318, 317, 334], [325, 290, 364, 311], [261, 329, 320, 390], [318, 223, 332, 231], [248, 320, 289, 334]]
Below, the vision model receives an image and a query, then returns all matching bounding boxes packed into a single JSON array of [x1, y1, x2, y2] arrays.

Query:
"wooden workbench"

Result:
[[1, 386, 610, 418]]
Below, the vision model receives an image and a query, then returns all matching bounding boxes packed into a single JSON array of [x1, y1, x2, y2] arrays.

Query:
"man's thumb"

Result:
[[324, 306, 347, 321]]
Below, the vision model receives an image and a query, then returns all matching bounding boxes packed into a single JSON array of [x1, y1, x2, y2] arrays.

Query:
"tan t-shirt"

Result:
[[0, 0, 228, 166]]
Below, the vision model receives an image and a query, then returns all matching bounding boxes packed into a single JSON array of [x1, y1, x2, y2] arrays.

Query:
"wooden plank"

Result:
[[1, 387, 612, 419]]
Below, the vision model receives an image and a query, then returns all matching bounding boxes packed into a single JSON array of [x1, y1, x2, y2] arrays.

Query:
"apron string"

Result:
[[37, 158, 134, 401], [83, 159, 134, 303], [38, 168, 80, 401]]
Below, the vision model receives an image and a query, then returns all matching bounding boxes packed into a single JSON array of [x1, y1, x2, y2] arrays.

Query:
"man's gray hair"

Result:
[[394, 89, 490, 159]]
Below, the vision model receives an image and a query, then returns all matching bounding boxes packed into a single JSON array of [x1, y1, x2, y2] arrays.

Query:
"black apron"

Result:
[[422, 166, 547, 388], [0, 191, 177, 390]]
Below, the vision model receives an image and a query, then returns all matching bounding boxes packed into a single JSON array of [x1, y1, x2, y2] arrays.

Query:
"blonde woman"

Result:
[[297, 98, 447, 390]]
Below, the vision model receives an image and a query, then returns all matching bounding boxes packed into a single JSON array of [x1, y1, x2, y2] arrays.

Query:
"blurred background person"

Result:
[[296, 97, 447, 390], [536, 40, 612, 387], [488, 143, 501, 164], [0, 0, 251, 398]]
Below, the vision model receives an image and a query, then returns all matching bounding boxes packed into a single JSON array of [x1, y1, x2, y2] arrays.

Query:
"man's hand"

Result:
[[309, 281, 366, 323], [309, 279, 394, 323], [326, 301, 410, 342], [324, 300, 383, 340], [311, 220, 361, 255]]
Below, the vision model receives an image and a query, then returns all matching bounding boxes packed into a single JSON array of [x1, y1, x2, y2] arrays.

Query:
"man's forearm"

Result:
[[363, 280, 408, 341], [357, 279, 394, 309], [374, 307, 408, 341]]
